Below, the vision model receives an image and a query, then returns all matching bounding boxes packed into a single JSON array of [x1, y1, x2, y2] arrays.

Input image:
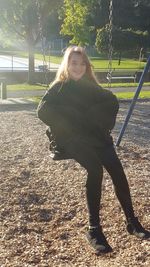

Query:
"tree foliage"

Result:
[[61, 0, 150, 56], [60, 0, 91, 45], [0, 0, 62, 82], [96, 25, 149, 53], [0, 0, 150, 63], [132, 0, 150, 32], [0, 0, 62, 44]]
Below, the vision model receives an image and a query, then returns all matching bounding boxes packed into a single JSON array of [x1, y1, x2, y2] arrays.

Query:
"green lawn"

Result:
[[31, 90, 150, 104], [7, 83, 46, 91], [114, 90, 150, 99], [7, 82, 150, 91], [13, 51, 146, 70], [36, 55, 145, 70], [102, 82, 150, 88], [91, 58, 145, 70]]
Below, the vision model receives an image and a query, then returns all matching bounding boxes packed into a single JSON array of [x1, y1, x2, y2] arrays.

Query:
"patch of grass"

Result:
[[114, 90, 150, 99], [16, 51, 62, 64], [30, 91, 150, 105], [12, 51, 145, 70], [102, 82, 150, 88], [49, 56, 145, 70], [41, 56, 145, 70], [7, 82, 150, 91], [92, 58, 145, 70], [7, 83, 46, 91], [30, 96, 42, 103], [35, 54, 62, 64]]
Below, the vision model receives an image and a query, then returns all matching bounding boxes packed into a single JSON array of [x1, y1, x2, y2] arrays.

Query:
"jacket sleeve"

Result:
[[37, 82, 61, 126], [87, 89, 119, 132]]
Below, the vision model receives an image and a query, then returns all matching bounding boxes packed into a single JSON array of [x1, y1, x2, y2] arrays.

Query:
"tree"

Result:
[[60, 0, 136, 46], [0, 0, 62, 83], [61, 0, 150, 57], [132, 0, 150, 31], [44, 10, 62, 41], [60, 0, 106, 45], [60, 0, 91, 45], [96, 25, 148, 64]]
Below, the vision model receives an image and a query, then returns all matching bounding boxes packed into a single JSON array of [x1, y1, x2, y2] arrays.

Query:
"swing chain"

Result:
[[107, 0, 113, 87]]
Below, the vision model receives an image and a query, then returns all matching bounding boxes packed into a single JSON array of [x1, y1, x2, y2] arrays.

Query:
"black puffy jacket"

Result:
[[37, 77, 119, 157]]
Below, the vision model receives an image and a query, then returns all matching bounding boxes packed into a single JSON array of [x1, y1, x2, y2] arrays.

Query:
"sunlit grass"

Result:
[[114, 90, 150, 99], [30, 96, 42, 103], [7, 82, 150, 91], [92, 59, 145, 70], [30, 91, 150, 105], [13, 51, 145, 70], [7, 83, 46, 91], [102, 82, 150, 88], [41, 56, 145, 70]]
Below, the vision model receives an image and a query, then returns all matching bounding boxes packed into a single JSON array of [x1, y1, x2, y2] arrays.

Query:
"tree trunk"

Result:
[[28, 44, 35, 84]]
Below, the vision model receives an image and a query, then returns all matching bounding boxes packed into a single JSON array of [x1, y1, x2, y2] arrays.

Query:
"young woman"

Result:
[[37, 46, 149, 254]]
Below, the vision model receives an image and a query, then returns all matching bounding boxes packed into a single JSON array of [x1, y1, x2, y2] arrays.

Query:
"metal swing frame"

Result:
[[107, 0, 150, 146], [116, 56, 150, 146]]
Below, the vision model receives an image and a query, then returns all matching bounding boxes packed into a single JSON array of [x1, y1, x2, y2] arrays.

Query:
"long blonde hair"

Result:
[[51, 46, 99, 86]]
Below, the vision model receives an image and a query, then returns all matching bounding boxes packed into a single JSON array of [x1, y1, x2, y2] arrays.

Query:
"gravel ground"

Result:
[[0, 101, 150, 267]]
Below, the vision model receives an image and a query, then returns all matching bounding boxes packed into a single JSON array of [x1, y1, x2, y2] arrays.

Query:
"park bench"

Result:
[[0, 77, 7, 99]]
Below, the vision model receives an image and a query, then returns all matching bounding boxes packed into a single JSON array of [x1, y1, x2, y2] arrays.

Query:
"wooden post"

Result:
[[1, 78, 7, 100]]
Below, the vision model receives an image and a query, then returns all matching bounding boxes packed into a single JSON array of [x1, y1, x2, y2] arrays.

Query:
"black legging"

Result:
[[65, 137, 135, 226]]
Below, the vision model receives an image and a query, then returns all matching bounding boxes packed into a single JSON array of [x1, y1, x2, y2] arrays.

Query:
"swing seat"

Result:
[[46, 128, 70, 160], [38, 65, 48, 71], [110, 75, 136, 82], [107, 73, 137, 83], [107, 72, 137, 83]]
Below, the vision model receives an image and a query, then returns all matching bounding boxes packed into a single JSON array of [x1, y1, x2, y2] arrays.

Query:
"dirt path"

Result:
[[0, 101, 150, 267]]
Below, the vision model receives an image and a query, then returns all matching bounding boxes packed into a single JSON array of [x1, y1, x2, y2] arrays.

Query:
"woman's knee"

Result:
[[86, 166, 103, 188]]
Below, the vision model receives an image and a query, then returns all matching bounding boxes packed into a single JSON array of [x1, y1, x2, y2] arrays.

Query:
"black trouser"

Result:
[[66, 138, 135, 226]]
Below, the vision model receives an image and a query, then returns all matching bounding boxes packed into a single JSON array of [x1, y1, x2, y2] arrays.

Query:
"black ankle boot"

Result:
[[127, 217, 150, 239], [86, 226, 113, 254]]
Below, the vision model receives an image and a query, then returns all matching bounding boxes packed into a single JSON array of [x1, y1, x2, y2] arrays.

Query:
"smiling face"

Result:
[[68, 52, 87, 81]]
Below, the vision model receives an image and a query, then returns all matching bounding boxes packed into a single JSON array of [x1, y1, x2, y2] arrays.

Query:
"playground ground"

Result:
[[0, 100, 150, 266]]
